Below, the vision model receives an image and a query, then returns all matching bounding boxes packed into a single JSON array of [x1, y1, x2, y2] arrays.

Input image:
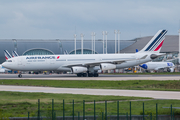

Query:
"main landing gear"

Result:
[[77, 73, 87, 77], [77, 73, 99, 77]]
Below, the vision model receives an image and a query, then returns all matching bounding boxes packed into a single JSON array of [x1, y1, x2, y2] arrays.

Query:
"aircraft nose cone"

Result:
[[2, 62, 6, 67], [2, 62, 9, 69], [139, 64, 148, 69]]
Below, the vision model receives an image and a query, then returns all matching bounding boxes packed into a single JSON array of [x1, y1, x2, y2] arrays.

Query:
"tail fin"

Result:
[[136, 49, 138, 53], [139, 30, 167, 53], [4, 50, 12, 60], [12, 51, 19, 57]]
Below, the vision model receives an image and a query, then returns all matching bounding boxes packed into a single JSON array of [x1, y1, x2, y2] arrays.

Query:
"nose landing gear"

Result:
[[18, 72, 22, 78], [18, 74, 22, 78]]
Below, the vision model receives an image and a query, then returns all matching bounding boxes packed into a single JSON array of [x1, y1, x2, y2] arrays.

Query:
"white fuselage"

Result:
[[2, 52, 155, 72], [140, 62, 175, 71]]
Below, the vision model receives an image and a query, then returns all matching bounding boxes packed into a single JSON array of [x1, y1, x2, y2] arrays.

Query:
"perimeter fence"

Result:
[[1, 99, 180, 120]]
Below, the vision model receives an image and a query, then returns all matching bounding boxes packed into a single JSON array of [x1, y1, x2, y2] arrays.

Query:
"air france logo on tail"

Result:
[[154, 40, 164, 51], [145, 30, 167, 52], [4, 50, 12, 60], [12, 51, 18, 57]]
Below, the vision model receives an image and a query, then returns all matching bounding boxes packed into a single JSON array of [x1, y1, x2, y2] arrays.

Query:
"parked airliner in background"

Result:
[[2, 30, 167, 78], [0, 64, 11, 73], [4, 50, 12, 60], [12, 51, 19, 57], [139, 61, 175, 72]]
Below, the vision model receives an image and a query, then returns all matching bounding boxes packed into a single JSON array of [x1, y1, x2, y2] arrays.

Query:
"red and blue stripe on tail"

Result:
[[4, 50, 12, 60], [139, 30, 167, 53]]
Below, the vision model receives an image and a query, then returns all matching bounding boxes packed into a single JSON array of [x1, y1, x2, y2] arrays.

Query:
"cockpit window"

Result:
[[7, 60, 12, 62]]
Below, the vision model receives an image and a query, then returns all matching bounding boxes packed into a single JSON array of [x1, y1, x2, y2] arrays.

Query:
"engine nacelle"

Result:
[[167, 68, 174, 72], [150, 54, 158, 59], [71, 66, 87, 74], [100, 63, 116, 71]]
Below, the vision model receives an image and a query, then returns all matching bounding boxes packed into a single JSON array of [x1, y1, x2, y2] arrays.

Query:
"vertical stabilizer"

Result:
[[139, 30, 167, 53], [4, 50, 12, 60], [12, 51, 19, 57]]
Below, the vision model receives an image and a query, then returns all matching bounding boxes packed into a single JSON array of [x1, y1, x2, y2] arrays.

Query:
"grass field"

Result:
[[1, 79, 180, 91], [0, 91, 180, 117], [0, 91, 151, 117], [1, 78, 180, 117]]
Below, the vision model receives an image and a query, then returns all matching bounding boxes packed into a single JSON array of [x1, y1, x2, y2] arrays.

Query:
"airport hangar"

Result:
[[0, 35, 179, 64]]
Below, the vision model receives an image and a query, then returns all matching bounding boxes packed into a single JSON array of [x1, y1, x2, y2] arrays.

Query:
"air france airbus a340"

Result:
[[2, 30, 167, 78]]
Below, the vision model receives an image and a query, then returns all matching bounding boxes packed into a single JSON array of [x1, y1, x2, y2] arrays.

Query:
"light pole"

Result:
[[13, 39, 17, 53], [93, 32, 96, 54], [91, 32, 94, 54], [114, 30, 117, 54], [74, 34, 77, 55], [81, 33, 84, 54], [179, 29, 180, 64], [105, 31, 108, 54], [102, 31, 105, 54], [117, 30, 121, 53]]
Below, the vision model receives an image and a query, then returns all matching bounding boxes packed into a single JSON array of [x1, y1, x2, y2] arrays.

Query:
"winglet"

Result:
[[136, 49, 138, 53]]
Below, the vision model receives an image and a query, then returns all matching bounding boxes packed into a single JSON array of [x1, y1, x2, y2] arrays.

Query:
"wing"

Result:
[[62, 58, 134, 68], [62, 54, 148, 68]]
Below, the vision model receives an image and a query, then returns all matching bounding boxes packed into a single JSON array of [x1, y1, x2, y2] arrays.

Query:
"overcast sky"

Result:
[[0, 0, 180, 40]]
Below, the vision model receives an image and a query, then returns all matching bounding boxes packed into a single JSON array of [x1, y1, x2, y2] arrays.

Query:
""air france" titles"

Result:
[[26, 56, 55, 59]]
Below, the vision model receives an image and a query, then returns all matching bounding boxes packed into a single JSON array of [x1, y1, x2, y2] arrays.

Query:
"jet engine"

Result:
[[167, 68, 174, 72], [71, 66, 87, 74], [150, 54, 158, 59], [100, 63, 116, 71]]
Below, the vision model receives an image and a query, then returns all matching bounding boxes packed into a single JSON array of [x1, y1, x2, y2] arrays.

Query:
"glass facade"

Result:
[[23, 49, 54, 55], [69, 49, 98, 54]]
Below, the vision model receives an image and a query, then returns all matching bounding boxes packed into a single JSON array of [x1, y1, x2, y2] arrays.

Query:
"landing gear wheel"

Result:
[[94, 73, 99, 77], [83, 73, 87, 77], [167, 68, 171, 72], [18, 74, 22, 78], [88, 73, 93, 77], [77, 73, 82, 77]]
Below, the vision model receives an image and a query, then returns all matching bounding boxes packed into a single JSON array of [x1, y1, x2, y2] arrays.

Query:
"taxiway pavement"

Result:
[[0, 85, 179, 100], [0, 74, 180, 80]]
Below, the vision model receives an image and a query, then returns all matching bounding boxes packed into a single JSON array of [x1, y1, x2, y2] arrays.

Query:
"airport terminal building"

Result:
[[0, 35, 179, 64]]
